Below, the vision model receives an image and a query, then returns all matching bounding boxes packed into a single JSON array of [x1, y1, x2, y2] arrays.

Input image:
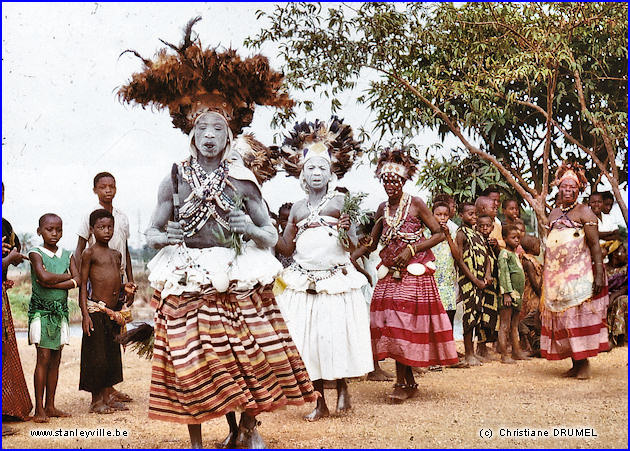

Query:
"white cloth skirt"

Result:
[[276, 287, 374, 380]]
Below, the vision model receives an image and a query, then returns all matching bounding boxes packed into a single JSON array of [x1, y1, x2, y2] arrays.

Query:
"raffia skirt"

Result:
[[148, 285, 317, 424]]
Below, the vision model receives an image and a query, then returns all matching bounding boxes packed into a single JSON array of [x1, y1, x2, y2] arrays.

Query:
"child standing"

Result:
[[474, 214, 500, 361], [431, 201, 459, 326], [518, 235, 543, 354], [28, 213, 80, 423], [455, 203, 488, 366], [79, 209, 135, 414], [75, 172, 134, 294], [497, 224, 531, 363]]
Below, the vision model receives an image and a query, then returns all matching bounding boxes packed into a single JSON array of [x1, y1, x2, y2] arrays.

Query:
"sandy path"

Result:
[[3, 337, 627, 449]]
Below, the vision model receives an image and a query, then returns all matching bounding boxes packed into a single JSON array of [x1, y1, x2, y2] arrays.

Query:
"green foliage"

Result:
[[417, 151, 511, 204], [338, 192, 370, 247], [247, 2, 628, 220], [212, 193, 247, 256]]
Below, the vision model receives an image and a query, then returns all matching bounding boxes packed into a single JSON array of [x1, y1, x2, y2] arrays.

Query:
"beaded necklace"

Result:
[[380, 193, 410, 245], [295, 191, 338, 241], [179, 159, 235, 236]]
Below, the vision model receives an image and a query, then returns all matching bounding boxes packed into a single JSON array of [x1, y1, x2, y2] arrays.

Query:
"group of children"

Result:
[[409, 189, 543, 368], [14, 172, 137, 422]]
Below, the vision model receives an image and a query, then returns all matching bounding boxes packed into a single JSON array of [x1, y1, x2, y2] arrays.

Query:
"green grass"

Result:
[[6, 274, 81, 329]]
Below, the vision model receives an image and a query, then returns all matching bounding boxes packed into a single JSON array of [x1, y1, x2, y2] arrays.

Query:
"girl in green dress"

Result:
[[28, 213, 80, 423]]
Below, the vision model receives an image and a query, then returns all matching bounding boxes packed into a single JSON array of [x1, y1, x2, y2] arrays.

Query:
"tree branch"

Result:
[[378, 68, 539, 213], [541, 63, 558, 200]]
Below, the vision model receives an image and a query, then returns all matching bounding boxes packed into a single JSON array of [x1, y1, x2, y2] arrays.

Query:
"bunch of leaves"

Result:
[[416, 150, 512, 204], [213, 193, 246, 256], [338, 192, 370, 248]]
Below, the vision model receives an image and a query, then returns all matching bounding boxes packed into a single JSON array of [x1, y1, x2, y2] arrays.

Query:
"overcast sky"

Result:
[[2, 2, 624, 251]]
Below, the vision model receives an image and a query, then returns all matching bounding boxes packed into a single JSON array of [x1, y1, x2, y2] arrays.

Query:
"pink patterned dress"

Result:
[[540, 215, 609, 360]]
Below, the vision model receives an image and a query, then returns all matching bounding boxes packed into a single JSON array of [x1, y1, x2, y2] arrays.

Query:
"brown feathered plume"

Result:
[[375, 147, 419, 180], [232, 133, 281, 184], [552, 160, 588, 191], [280, 116, 363, 179], [117, 16, 294, 135]]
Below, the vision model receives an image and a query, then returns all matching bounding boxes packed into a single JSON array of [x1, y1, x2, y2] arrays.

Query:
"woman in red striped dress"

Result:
[[540, 162, 609, 379], [352, 148, 458, 402]]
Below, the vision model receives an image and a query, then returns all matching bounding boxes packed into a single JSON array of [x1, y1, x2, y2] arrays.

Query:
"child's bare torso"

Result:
[[88, 246, 122, 309]]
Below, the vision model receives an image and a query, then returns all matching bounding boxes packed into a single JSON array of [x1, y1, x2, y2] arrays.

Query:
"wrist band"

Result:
[[407, 244, 415, 257], [71, 278, 77, 289]]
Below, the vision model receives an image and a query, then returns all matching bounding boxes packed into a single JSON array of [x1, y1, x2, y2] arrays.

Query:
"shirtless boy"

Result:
[[79, 209, 135, 414]]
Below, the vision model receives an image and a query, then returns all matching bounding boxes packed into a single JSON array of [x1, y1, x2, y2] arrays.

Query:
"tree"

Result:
[[246, 2, 628, 233], [416, 151, 512, 204]]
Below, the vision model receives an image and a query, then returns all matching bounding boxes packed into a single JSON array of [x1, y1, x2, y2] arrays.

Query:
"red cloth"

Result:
[[2, 284, 33, 419], [371, 272, 458, 367], [540, 285, 610, 361]]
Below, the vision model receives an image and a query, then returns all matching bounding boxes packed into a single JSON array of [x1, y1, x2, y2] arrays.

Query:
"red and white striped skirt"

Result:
[[540, 287, 609, 361], [370, 272, 458, 367]]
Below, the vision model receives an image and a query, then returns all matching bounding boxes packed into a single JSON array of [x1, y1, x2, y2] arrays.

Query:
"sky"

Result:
[[1, 2, 625, 251]]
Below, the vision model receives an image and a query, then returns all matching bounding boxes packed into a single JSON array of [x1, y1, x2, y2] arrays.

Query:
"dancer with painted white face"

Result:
[[118, 18, 316, 449], [275, 117, 373, 421], [352, 148, 458, 403]]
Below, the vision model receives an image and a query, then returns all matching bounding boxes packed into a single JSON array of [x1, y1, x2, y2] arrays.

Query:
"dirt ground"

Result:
[[3, 337, 627, 449]]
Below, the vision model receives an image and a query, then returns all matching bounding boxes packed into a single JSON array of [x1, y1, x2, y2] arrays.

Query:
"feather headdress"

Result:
[[117, 16, 294, 135], [375, 147, 419, 180], [280, 116, 363, 179], [231, 133, 280, 184], [552, 160, 587, 191]]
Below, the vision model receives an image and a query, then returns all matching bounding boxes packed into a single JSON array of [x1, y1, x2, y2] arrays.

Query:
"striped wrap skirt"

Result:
[[148, 284, 317, 424], [370, 271, 458, 367], [540, 287, 610, 361]]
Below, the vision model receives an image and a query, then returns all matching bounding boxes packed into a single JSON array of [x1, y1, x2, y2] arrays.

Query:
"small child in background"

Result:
[[497, 224, 531, 363], [476, 196, 504, 248], [28, 213, 80, 423], [501, 199, 520, 225], [79, 209, 135, 414], [518, 234, 543, 354], [431, 201, 459, 326], [519, 235, 542, 319], [474, 214, 499, 361], [455, 203, 488, 366]]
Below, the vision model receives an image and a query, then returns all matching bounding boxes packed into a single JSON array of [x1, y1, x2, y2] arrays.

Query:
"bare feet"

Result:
[[500, 354, 516, 364], [111, 390, 133, 402], [336, 384, 351, 414], [562, 366, 579, 378], [89, 401, 115, 415], [219, 430, 236, 449], [235, 415, 266, 449], [512, 351, 532, 361], [304, 400, 330, 422], [367, 367, 394, 381], [412, 366, 427, 376], [32, 410, 50, 423], [388, 383, 418, 404], [44, 407, 71, 418], [448, 361, 470, 369], [107, 400, 129, 411], [575, 360, 591, 380], [463, 354, 483, 367]]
